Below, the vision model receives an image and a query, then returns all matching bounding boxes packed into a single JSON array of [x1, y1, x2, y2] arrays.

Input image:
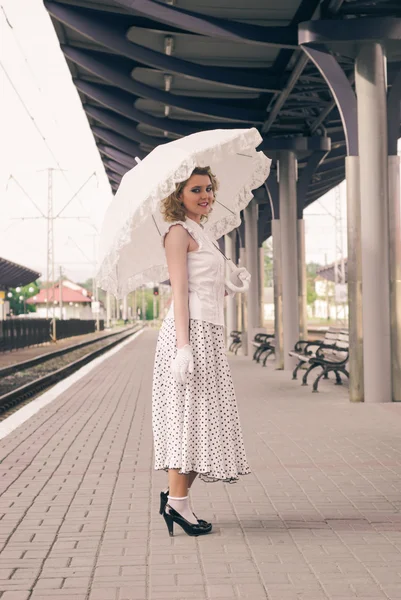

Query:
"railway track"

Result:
[[0, 325, 143, 418]]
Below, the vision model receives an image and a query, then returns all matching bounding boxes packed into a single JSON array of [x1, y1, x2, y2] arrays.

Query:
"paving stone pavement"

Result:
[[0, 328, 400, 600]]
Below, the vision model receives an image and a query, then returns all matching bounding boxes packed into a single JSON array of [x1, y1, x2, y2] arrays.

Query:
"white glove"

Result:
[[225, 266, 251, 294], [171, 344, 194, 385]]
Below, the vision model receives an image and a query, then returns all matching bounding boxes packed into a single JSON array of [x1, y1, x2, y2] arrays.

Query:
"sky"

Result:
[[0, 0, 111, 284], [0, 0, 399, 284]]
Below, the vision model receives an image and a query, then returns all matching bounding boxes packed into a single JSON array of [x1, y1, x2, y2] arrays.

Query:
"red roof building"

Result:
[[27, 280, 95, 320]]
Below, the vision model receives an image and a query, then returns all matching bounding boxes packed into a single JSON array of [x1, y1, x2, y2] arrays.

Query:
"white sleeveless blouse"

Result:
[[162, 217, 230, 327]]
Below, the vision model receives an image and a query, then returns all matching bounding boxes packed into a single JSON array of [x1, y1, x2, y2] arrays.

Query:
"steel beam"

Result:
[[224, 231, 237, 348], [94, 130, 144, 159], [86, 106, 163, 147], [345, 156, 364, 402], [387, 68, 401, 401], [262, 54, 309, 134], [77, 80, 199, 136], [102, 159, 129, 177], [244, 200, 260, 357], [62, 45, 266, 123], [279, 151, 299, 370], [388, 155, 401, 402], [44, 1, 283, 92], [388, 68, 401, 156], [106, 170, 122, 185], [298, 46, 358, 156], [98, 145, 137, 169], [112, 0, 298, 48], [271, 219, 283, 369], [297, 219, 308, 342], [299, 17, 401, 54], [356, 43, 391, 403]]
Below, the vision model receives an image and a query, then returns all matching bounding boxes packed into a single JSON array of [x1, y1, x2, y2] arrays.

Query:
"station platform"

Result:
[[0, 328, 400, 600]]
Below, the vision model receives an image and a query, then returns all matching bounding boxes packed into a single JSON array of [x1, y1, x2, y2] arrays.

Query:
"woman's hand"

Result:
[[225, 266, 251, 293], [171, 344, 194, 384]]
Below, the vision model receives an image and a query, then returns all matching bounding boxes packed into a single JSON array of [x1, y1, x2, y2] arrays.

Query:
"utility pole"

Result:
[[324, 252, 330, 320], [46, 168, 56, 339], [142, 286, 146, 322], [89, 233, 100, 331], [106, 292, 111, 327], [6, 170, 98, 337]]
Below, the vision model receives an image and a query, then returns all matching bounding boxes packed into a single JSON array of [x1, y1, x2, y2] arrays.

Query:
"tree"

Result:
[[306, 263, 319, 308], [263, 239, 273, 287], [78, 277, 107, 305], [7, 281, 40, 315]]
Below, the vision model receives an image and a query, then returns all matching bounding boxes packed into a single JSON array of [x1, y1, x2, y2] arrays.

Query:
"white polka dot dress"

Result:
[[152, 318, 251, 483]]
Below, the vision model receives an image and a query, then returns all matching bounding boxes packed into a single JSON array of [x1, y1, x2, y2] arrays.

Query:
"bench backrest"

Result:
[[321, 332, 349, 363]]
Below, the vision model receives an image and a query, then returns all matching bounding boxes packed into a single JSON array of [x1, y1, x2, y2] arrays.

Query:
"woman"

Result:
[[152, 166, 251, 537]]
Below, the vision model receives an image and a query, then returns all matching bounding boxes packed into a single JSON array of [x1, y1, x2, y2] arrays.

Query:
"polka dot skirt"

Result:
[[152, 318, 251, 483]]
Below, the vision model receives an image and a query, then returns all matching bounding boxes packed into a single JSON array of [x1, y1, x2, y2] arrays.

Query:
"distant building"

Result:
[[27, 280, 102, 320]]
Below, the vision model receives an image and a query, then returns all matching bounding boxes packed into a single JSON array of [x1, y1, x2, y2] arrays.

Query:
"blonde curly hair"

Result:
[[160, 166, 219, 223]]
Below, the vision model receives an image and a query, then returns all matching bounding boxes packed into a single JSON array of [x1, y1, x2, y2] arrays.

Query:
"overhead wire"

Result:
[[0, 4, 98, 220]]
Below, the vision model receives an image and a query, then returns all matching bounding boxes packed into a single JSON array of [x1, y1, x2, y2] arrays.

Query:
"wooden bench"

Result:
[[289, 328, 343, 381], [302, 332, 349, 392], [261, 337, 276, 366], [252, 333, 275, 363], [228, 330, 242, 354]]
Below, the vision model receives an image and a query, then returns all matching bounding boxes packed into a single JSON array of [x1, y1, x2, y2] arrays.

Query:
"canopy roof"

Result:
[[44, 0, 400, 242], [0, 257, 41, 291], [317, 258, 348, 283]]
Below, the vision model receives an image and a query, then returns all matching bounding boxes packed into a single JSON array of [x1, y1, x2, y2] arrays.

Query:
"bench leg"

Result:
[[255, 345, 266, 363], [262, 348, 275, 367], [302, 363, 322, 386], [255, 347, 265, 363], [312, 368, 328, 392], [334, 370, 343, 385], [257, 346, 270, 365], [292, 360, 305, 380], [234, 342, 242, 355]]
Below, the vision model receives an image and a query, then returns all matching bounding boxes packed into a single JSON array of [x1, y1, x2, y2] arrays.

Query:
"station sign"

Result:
[[91, 301, 100, 314]]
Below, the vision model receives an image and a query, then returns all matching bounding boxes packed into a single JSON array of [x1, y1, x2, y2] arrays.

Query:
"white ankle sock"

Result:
[[167, 495, 198, 524]]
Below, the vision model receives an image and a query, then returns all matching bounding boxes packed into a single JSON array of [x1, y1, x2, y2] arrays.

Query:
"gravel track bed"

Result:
[[0, 331, 131, 397]]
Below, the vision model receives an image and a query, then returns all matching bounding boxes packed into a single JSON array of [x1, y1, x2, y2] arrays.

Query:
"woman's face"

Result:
[[180, 174, 214, 221]]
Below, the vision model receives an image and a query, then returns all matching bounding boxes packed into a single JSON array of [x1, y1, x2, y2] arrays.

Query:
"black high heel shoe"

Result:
[[159, 490, 210, 527], [163, 504, 212, 537]]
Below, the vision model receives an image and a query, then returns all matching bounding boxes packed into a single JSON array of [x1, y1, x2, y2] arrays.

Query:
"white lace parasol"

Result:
[[97, 127, 271, 297]]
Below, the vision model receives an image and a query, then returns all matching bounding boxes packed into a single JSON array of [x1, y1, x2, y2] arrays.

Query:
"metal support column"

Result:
[[259, 246, 265, 329], [106, 292, 111, 328], [225, 231, 237, 347], [279, 151, 299, 369], [355, 43, 391, 402], [122, 295, 128, 322], [345, 156, 364, 402], [272, 219, 283, 369], [297, 218, 308, 341], [239, 246, 247, 355], [244, 199, 260, 357], [388, 155, 401, 401]]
